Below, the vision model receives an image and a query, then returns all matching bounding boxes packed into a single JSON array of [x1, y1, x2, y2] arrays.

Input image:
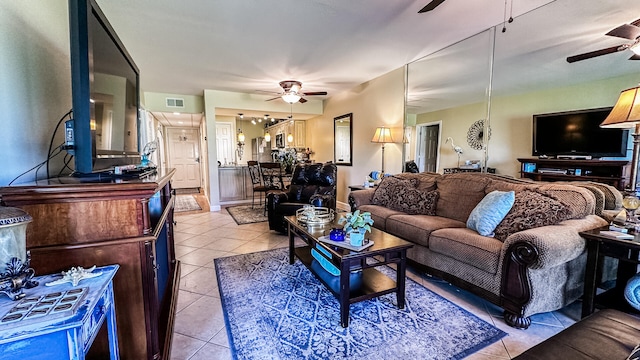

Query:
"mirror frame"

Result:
[[334, 113, 353, 166]]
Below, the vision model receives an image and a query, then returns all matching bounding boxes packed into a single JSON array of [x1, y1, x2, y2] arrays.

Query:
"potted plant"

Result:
[[339, 210, 374, 246]]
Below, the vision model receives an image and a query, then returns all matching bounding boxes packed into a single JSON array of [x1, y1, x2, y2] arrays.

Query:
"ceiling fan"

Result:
[[567, 18, 640, 63], [265, 80, 328, 104], [418, 0, 445, 13]]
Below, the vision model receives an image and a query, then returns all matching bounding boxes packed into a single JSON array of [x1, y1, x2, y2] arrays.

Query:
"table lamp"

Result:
[[0, 206, 37, 300], [371, 126, 394, 175], [600, 86, 640, 194]]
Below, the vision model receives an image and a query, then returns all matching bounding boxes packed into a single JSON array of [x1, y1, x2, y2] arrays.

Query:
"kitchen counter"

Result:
[[219, 166, 252, 202]]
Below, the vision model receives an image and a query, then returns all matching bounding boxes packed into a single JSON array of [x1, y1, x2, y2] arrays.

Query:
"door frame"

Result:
[[415, 121, 442, 173]]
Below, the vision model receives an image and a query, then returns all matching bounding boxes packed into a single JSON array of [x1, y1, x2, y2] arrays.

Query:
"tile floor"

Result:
[[170, 207, 582, 360]]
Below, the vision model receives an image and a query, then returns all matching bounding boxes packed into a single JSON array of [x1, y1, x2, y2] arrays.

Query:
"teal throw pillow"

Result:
[[467, 190, 515, 237]]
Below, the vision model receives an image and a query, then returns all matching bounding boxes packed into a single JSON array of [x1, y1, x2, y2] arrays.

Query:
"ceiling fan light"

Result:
[[282, 93, 301, 104]]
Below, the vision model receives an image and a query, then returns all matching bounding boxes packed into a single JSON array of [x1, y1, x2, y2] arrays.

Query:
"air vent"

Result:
[[166, 98, 184, 108]]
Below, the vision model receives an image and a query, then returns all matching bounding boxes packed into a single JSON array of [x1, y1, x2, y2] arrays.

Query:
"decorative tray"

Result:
[[296, 206, 335, 226], [318, 236, 374, 252], [0, 287, 88, 329]]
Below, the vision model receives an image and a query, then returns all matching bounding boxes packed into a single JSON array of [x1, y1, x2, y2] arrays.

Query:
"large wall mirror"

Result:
[[334, 113, 353, 166], [404, 0, 639, 177]]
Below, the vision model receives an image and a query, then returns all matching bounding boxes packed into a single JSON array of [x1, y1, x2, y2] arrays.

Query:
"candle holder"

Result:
[[0, 206, 37, 300]]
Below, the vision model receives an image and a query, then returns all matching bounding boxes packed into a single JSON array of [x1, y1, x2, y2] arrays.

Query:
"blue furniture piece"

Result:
[[0, 265, 119, 360]]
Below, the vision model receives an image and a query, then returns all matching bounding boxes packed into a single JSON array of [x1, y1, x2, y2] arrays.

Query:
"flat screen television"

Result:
[[69, 0, 140, 174], [532, 107, 629, 158]]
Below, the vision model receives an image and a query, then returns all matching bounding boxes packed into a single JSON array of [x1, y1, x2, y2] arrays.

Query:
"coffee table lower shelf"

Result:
[[295, 246, 397, 301]]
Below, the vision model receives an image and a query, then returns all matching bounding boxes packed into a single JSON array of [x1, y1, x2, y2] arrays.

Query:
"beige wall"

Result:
[[417, 74, 637, 177], [0, 0, 72, 185], [143, 92, 204, 114], [306, 67, 406, 206]]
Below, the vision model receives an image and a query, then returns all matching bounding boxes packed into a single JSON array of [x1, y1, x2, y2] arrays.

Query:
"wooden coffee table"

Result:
[[285, 214, 413, 327]]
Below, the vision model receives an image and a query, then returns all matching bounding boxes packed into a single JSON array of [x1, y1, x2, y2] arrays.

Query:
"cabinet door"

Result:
[[294, 120, 305, 148]]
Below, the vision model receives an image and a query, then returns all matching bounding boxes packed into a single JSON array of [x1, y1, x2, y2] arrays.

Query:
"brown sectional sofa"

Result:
[[349, 172, 610, 328]]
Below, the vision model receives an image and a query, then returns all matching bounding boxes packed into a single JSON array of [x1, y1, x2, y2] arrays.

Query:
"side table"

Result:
[[0, 265, 119, 359], [580, 228, 640, 318]]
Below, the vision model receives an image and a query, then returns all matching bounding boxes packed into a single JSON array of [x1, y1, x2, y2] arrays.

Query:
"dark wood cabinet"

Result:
[[517, 158, 629, 190], [0, 168, 179, 360]]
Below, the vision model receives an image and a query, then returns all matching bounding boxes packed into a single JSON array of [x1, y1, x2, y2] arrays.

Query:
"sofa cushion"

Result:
[[371, 176, 418, 206], [386, 214, 465, 247], [494, 190, 572, 241], [538, 184, 595, 219], [467, 190, 515, 237], [435, 174, 491, 223], [358, 204, 405, 231], [429, 228, 503, 274]]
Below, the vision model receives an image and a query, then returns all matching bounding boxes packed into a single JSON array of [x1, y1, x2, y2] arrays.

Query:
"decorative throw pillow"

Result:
[[493, 190, 572, 241], [467, 190, 515, 237], [371, 176, 417, 207], [391, 188, 439, 215]]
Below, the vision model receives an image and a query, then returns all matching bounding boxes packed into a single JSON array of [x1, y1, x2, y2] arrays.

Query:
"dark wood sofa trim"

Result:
[[501, 241, 540, 329]]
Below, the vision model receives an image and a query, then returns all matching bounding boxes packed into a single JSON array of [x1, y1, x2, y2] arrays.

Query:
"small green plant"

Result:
[[339, 210, 374, 234]]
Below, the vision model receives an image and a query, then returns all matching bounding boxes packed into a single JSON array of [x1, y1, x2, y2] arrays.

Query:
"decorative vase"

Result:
[[349, 230, 365, 247]]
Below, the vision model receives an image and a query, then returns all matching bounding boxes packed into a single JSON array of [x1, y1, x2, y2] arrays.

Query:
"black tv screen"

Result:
[[69, 0, 140, 174], [532, 107, 629, 158]]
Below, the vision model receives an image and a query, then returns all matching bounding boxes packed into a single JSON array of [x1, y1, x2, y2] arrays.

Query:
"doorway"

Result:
[[167, 128, 202, 189], [416, 122, 441, 172]]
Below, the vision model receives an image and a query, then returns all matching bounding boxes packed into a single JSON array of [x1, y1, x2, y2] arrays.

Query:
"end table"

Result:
[[0, 265, 119, 359], [580, 228, 640, 318]]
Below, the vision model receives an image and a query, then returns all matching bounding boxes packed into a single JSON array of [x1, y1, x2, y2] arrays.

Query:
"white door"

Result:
[[167, 128, 201, 189], [216, 123, 233, 165]]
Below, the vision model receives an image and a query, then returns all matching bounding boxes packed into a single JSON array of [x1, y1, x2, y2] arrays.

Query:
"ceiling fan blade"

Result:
[[265, 96, 280, 101], [418, 0, 445, 13], [630, 54, 640, 60], [302, 91, 327, 96], [606, 23, 640, 40], [299, 98, 308, 104], [566, 45, 624, 63]]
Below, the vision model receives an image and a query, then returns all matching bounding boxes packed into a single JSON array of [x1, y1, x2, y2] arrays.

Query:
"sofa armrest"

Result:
[[348, 189, 375, 211], [502, 215, 607, 270], [267, 190, 289, 209]]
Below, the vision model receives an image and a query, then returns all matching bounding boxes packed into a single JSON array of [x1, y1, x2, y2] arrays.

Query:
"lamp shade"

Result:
[[371, 127, 394, 143], [600, 86, 640, 128], [264, 132, 271, 142], [237, 131, 245, 143], [287, 133, 293, 143]]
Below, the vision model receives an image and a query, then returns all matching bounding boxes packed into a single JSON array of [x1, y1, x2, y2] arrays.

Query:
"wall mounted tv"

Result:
[[69, 0, 140, 174], [532, 107, 629, 158]]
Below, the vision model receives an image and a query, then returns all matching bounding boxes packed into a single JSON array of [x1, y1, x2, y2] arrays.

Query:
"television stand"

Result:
[[517, 158, 629, 190]]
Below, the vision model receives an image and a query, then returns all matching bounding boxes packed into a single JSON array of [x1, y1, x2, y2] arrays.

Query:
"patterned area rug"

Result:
[[226, 205, 268, 225], [215, 248, 507, 360], [175, 195, 202, 212]]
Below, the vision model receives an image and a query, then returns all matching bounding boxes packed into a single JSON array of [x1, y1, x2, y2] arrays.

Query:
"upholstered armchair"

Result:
[[267, 162, 337, 233]]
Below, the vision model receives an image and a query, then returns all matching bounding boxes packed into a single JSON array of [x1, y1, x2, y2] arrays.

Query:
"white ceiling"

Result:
[[95, 0, 640, 123]]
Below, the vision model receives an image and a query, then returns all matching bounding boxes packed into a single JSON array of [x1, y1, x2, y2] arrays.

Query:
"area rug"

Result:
[[215, 248, 507, 360], [175, 187, 200, 195], [226, 205, 268, 225], [175, 195, 202, 212]]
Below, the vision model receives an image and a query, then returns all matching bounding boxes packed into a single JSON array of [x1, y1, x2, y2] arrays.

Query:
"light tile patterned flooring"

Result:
[[170, 207, 582, 359]]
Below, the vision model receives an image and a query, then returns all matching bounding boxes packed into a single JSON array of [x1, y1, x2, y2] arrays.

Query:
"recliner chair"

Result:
[[267, 162, 337, 233]]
